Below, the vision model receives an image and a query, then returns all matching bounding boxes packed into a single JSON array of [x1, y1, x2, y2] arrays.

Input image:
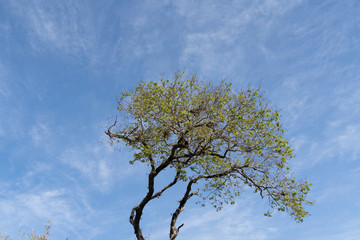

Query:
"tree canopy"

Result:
[[106, 73, 312, 240]]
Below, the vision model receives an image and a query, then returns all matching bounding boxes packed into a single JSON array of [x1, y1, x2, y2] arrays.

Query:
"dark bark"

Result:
[[169, 179, 198, 240], [129, 169, 156, 240], [169, 168, 244, 240], [128, 139, 185, 240]]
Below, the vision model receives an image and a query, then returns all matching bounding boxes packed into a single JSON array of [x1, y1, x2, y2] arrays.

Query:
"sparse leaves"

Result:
[[0, 221, 52, 240]]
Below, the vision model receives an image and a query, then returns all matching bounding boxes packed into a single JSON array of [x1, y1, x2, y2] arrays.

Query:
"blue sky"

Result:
[[0, 0, 359, 239]]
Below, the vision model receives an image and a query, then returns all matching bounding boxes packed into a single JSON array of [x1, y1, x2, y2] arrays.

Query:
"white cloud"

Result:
[[29, 123, 51, 146], [290, 122, 360, 171], [176, 0, 303, 77], [334, 82, 360, 119], [9, 0, 95, 59], [325, 218, 360, 240], [301, 107, 360, 165], [329, 124, 360, 160], [180, 205, 276, 240], [0, 61, 49, 139], [145, 201, 277, 240], [60, 143, 136, 191], [0, 188, 98, 239]]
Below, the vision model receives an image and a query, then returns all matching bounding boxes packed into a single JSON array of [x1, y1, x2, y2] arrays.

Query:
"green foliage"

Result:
[[0, 222, 52, 240], [108, 72, 312, 227], [0, 230, 10, 240]]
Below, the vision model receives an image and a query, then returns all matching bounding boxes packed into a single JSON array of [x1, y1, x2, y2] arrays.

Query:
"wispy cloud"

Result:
[[9, 0, 96, 60], [0, 63, 26, 138], [145, 200, 277, 240], [181, 205, 276, 240], [29, 123, 51, 147], [330, 219, 360, 240], [291, 86, 360, 168], [0, 188, 98, 239], [60, 143, 136, 191], [176, 0, 304, 78]]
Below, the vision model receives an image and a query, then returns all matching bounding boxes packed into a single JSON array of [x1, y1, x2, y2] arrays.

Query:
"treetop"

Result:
[[107, 72, 312, 224]]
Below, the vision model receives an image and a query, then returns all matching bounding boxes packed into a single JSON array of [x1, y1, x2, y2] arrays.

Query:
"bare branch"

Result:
[[170, 179, 199, 240]]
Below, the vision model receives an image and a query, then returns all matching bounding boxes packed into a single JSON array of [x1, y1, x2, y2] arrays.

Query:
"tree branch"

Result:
[[169, 166, 248, 240], [169, 179, 199, 240], [128, 138, 187, 240], [151, 170, 181, 200], [129, 168, 157, 240]]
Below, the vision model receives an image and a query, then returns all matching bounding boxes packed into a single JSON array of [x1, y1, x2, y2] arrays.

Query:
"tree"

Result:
[[106, 72, 312, 240]]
